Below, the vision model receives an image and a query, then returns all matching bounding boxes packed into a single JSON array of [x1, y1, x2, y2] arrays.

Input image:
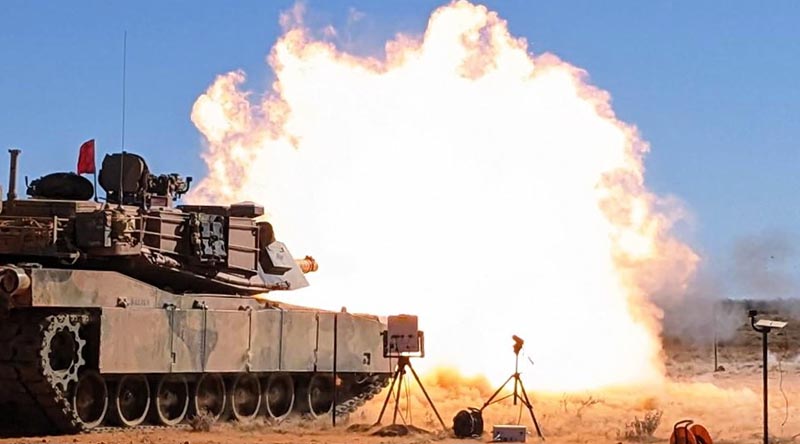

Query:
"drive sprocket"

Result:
[[40, 314, 87, 392]]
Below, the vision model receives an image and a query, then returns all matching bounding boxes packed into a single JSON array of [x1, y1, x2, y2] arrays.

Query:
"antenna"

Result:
[[121, 30, 127, 151], [118, 30, 127, 208]]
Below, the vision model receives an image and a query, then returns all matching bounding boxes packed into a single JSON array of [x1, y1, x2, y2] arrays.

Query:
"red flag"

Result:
[[77, 139, 95, 174]]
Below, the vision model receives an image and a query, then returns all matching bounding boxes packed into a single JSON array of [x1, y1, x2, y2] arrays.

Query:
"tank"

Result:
[[0, 149, 391, 435]]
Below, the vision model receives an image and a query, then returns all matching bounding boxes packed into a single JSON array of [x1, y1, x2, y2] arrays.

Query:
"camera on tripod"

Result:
[[375, 314, 445, 431], [477, 334, 543, 439], [382, 314, 425, 358]]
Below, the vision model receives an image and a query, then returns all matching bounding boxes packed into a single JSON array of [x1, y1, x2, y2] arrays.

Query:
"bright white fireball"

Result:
[[188, 1, 698, 392]]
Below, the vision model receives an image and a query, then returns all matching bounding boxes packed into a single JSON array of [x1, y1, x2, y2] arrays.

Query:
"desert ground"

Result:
[[2, 300, 799, 444]]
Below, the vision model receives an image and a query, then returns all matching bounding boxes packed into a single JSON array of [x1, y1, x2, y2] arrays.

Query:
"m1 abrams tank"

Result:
[[0, 149, 391, 435]]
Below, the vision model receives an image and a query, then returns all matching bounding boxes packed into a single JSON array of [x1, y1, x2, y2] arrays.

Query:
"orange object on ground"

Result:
[[670, 420, 713, 444], [690, 424, 713, 444]]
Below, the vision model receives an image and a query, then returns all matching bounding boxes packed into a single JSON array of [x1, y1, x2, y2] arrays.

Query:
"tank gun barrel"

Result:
[[295, 256, 318, 273]]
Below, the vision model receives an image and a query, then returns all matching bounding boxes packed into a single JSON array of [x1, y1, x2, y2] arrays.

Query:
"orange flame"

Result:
[[188, 1, 698, 392]]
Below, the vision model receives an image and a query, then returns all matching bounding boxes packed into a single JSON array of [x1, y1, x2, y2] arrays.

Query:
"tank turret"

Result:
[[0, 150, 313, 297]]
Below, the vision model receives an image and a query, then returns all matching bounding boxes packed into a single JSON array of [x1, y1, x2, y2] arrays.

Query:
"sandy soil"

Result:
[[3, 303, 799, 444], [3, 362, 796, 444]]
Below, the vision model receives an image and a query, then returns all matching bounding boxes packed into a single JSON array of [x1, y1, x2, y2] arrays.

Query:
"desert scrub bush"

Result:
[[558, 394, 603, 419], [575, 395, 601, 419], [618, 410, 663, 442], [188, 410, 215, 432]]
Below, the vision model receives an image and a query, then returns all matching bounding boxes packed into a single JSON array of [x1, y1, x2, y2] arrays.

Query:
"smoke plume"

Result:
[[730, 231, 798, 299]]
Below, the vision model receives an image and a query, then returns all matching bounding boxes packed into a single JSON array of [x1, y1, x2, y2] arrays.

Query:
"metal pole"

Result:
[[93, 170, 98, 202], [713, 302, 718, 372], [713, 332, 718, 372], [762, 330, 768, 444], [332, 314, 338, 427], [513, 351, 519, 406], [7, 148, 20, 201], [118, 31, 127, 208], [121, 31, 127, 151]]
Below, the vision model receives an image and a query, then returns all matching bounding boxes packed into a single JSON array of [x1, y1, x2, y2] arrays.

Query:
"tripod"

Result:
[[481, 337, 544, 439], [375, 356, 446, 430]]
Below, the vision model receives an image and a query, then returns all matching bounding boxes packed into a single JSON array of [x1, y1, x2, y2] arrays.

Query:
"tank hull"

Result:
[[0, 267, 391, 435]]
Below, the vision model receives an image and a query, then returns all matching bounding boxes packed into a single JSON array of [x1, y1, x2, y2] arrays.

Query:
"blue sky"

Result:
[[1, 1, 798, 298]]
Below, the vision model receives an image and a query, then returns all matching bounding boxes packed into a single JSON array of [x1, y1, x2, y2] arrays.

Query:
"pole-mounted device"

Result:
[[749, 309, 787, 444]]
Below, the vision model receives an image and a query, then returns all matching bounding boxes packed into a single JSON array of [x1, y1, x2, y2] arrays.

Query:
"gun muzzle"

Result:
[[0, 266, 30, 296], [295, 256, 318, 273]]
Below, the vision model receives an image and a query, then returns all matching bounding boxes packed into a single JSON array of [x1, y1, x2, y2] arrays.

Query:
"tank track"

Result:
[[0, 310, 392, 436], [0, 311, 85, 436], [334, 374, 390, 417]]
